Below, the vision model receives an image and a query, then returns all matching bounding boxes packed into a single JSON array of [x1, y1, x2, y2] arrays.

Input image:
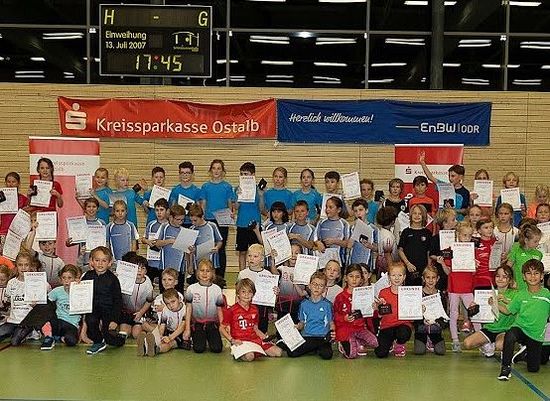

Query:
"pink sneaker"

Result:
[[393, 343, 406, 357]]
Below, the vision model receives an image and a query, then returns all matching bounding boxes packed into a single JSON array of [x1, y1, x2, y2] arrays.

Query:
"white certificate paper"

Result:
[[489, 242, 503, 271], [146, 230, 161, 261], [149, 185, 171, 207], [36, 211, 57, 241], [75, 174, 92, 200], [293, 254, 319, 285], [350, 219, 374, 243], [473, 180, 493, 207], [30, 180, 53, 208], [320, 193, 343, 219], [541, 253, 550, 273], [437, 182, 456, 208], [352, 286, 374, 317], [177, 194, 194, 208], [315, 247, 340, 270], [69, 280, 93, 314], [537, 222, 550, 236], [8, 209, 31, 237], [66, 216, 88, 243], [238, 176, 256, 203], [260, 227, 278, 256], [24, 271, 47, 304], [3, 230, 23, 261], [373, 272, 390, 298], [231, 341, 266, 359], [500, 188, 521, 211], [86, 225, 107, 251], [252, 271, 279, 307], [471, 290, 495, 323], [267, 230, 292, 265], [275, 313, 305, 352], [196, 239, 215, 262], [213, 208, 235, 226], [0, 187, 18, 214], [172, 227, 199, 254], [116, 260, 139, 296], [398, 286, 423, 320], [439, 230, 455, 251], [341, 172, 361, 200], [422, 293, 450, 322], [451, 242, 476, 272]]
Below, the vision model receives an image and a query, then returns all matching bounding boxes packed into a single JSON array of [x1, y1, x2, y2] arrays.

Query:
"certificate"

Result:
[[0, 187, 18, 214], [422, 293, 450, 322], [350, 219, 374, 243], [231, 341, 266, 359], [398, 286, 423, 320], [352, 286, 374, 317], [397, 211, 410, 233], [108, 192, 127, 207], [66, 216, 88, 243], [471, 290, 495, 323], [315, 247, 340, 270], [177, 194, 194, 208], [213, 208, 235, 226], [537, 222, 550, 236], [500, 188, 521, 211], [267, 230, 292, 265], [320, 193, 343, 219], [439, 230, 456, 250], [473, 180, 493, 207], [116, 260, 138, 296], [35, 211, 57, 241], [238, 175, 256, 203], [489, 242, 503, 271], [146, 230, 161, 261], [196, 239, 215, 262], [149, 185, 171, 208], [3, 230, 23, 261], [24, 271, 47, 304], [341, 172, 361, 200], [8, 209, 32, 237], [541, 253, 550, 273], [30, 180, 53, 208], [86, 225, 106, 251], [437, 182, 456, 208], [75, 174, 92, 200], [293, 254, 319, 285], [69, 280, 93, 314], [252, 271, 279, 307], [275, 313, 305, 352], [451, 242, 476, 272], [373, 272, 390, 298], [172, 227, 199, 254], [260, 227, 278, 256]]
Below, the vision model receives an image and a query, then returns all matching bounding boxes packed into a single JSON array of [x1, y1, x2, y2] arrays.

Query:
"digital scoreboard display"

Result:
[[99, 4, 212, 77]]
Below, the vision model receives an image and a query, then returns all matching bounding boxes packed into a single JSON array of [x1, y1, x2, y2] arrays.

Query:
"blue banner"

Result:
[[277, 100, 491, 145]]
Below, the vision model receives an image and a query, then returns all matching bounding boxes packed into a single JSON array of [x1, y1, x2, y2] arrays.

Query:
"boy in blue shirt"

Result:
[[140, 166, 168, 226], [156, 204, 186, 293], [169, 161, 202, 227], [142, 198, 169, 284], [285, 271, 335, 360]]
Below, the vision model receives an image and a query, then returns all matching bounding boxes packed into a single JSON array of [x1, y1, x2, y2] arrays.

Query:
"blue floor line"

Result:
[[511, 367, 550, 401]]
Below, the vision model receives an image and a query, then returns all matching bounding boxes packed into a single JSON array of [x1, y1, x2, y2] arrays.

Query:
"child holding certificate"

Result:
[[413, 266, 447, 356], [507, 224, 543, 291], [183, 260, 224, 354], [494, 203, 518, 257], [276, 244, 304, 323], [293, 169, 322, 223], [463, 264, 517, 357], [110, 168, 140, 229], [373, 262, 412, 358], [398, 204, 432, 286], [320, 260, 343, 303], [348, 199, 378, 271], [429, 208, 457, 291], [141, 198, 169, 284], [467, 205, 483, 237], [473, 219, 498, 290], [447, 222, 475, 352], [314, 196, 350, 268], [106, 200, 139, 262], [0, 172, 28, 251], [87, 167, 112, 225], [29, 158, 63, 212], [287, 200, 316, 254], [37, 240, 65, 288], [168, 161, 201, 227], [220, 278, 283, 362], [333, 264, 378, 359], [285, 271, 335, 360], [188, 203, 223, 281], [156, 204, 187, 292], [495, 172, 527, 228], [139, 166, 167, 225], [264, 167, 294, 217], [0, 265, 12, 324], [81, 246, 126, 355], [497, 259, 550, 380], [263, 202, 290, 233], [359, 179, 379, 224], [375, 207, 400, 275]]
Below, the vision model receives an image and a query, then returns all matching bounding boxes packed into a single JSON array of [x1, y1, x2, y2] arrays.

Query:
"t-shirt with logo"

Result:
[[378, 287, 413, 330], [508, 242, 543, 291], [507, 287, 550, 342], [398, 227, 432, 280], [158, 223, 185, 272], [299, 297, 333, 337], [484, 288, 518, 334], [122, 276, 154, 314], [159, 302, 185, 333], [184, 282, 224, 323], [107, 220, 139, 262], [223, 302, 260, 343], [5, 277, 51, 324]]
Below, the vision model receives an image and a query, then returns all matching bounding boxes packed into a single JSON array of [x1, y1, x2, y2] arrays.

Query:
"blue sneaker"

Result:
[[86, 341, 107, 355], [40, 336, 55, 351]]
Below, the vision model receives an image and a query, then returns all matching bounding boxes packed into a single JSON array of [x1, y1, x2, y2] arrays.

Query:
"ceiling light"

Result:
[[266, 74, 294, 79], [216, 59, 238, 64], [316, 37, 357, 45], [261, 60, 294, 65], [250, 38, 289, 45], [30, 57, 45, 61], [443, 63, 461, 67], [314, 62, 347, 67], [318, 0, 366, 3], [296, 32, 314, 39], [313, 76, 341, 81], [313, 80, 341, 84], [266, 79, 294, 83], [510, 1, 541, 6], [385, 38, 425, 46], [371, 62, 407, 67], [368, 79, 395, 83]]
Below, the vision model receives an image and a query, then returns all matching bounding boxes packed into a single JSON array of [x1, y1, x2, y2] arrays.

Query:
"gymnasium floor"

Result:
[[0, 341, 548, 401]]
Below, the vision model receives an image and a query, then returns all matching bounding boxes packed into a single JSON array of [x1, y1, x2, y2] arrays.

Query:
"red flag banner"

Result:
[[58, 97, 276, 139]]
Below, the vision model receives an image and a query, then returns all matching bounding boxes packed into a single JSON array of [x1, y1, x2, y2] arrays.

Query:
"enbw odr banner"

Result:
[[58, 97, 276, 139], [277, 100, 491, 145]]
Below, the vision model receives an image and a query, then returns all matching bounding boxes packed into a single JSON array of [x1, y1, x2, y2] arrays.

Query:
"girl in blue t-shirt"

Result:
[[293, 168, 322, 223], [314, 196, 350, 267], [200, 159, 235, 278], [264, 167, 295, 217]]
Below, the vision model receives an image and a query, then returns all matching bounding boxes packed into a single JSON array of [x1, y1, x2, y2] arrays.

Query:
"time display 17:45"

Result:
[[135, 54, 183, 72]]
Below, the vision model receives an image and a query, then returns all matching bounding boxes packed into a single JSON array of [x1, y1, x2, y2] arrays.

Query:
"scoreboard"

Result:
[[99, 4, 212, 77]]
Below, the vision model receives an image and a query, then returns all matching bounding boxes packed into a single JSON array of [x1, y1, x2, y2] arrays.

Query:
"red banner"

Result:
[[395, 144, 464, 205], [58, 97, 276, 139]]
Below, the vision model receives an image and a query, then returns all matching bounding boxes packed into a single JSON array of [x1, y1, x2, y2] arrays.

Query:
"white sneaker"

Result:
[[480, 342, 495, 358], [27, 329, 41, 341]]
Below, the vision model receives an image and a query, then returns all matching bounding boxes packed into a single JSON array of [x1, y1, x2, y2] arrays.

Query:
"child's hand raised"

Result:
[[419, 150, 426, 164]]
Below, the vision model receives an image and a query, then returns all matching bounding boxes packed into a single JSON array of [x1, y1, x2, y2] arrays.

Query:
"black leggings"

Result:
[[207, 220, 228, 278], [375, 325, 412, 358], [287, 337, 333, 360], [191, 322, 223, 353], [85, 310, 125, 347], [501, 327, 543, 372], [51, 317, 79, 346]]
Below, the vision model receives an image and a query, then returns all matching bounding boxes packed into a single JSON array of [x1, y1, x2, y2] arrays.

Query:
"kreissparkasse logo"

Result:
[[64, 102, 87, 130]]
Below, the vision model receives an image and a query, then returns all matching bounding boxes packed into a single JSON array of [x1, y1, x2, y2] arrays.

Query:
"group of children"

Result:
[[0, 155, 549, 381]]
